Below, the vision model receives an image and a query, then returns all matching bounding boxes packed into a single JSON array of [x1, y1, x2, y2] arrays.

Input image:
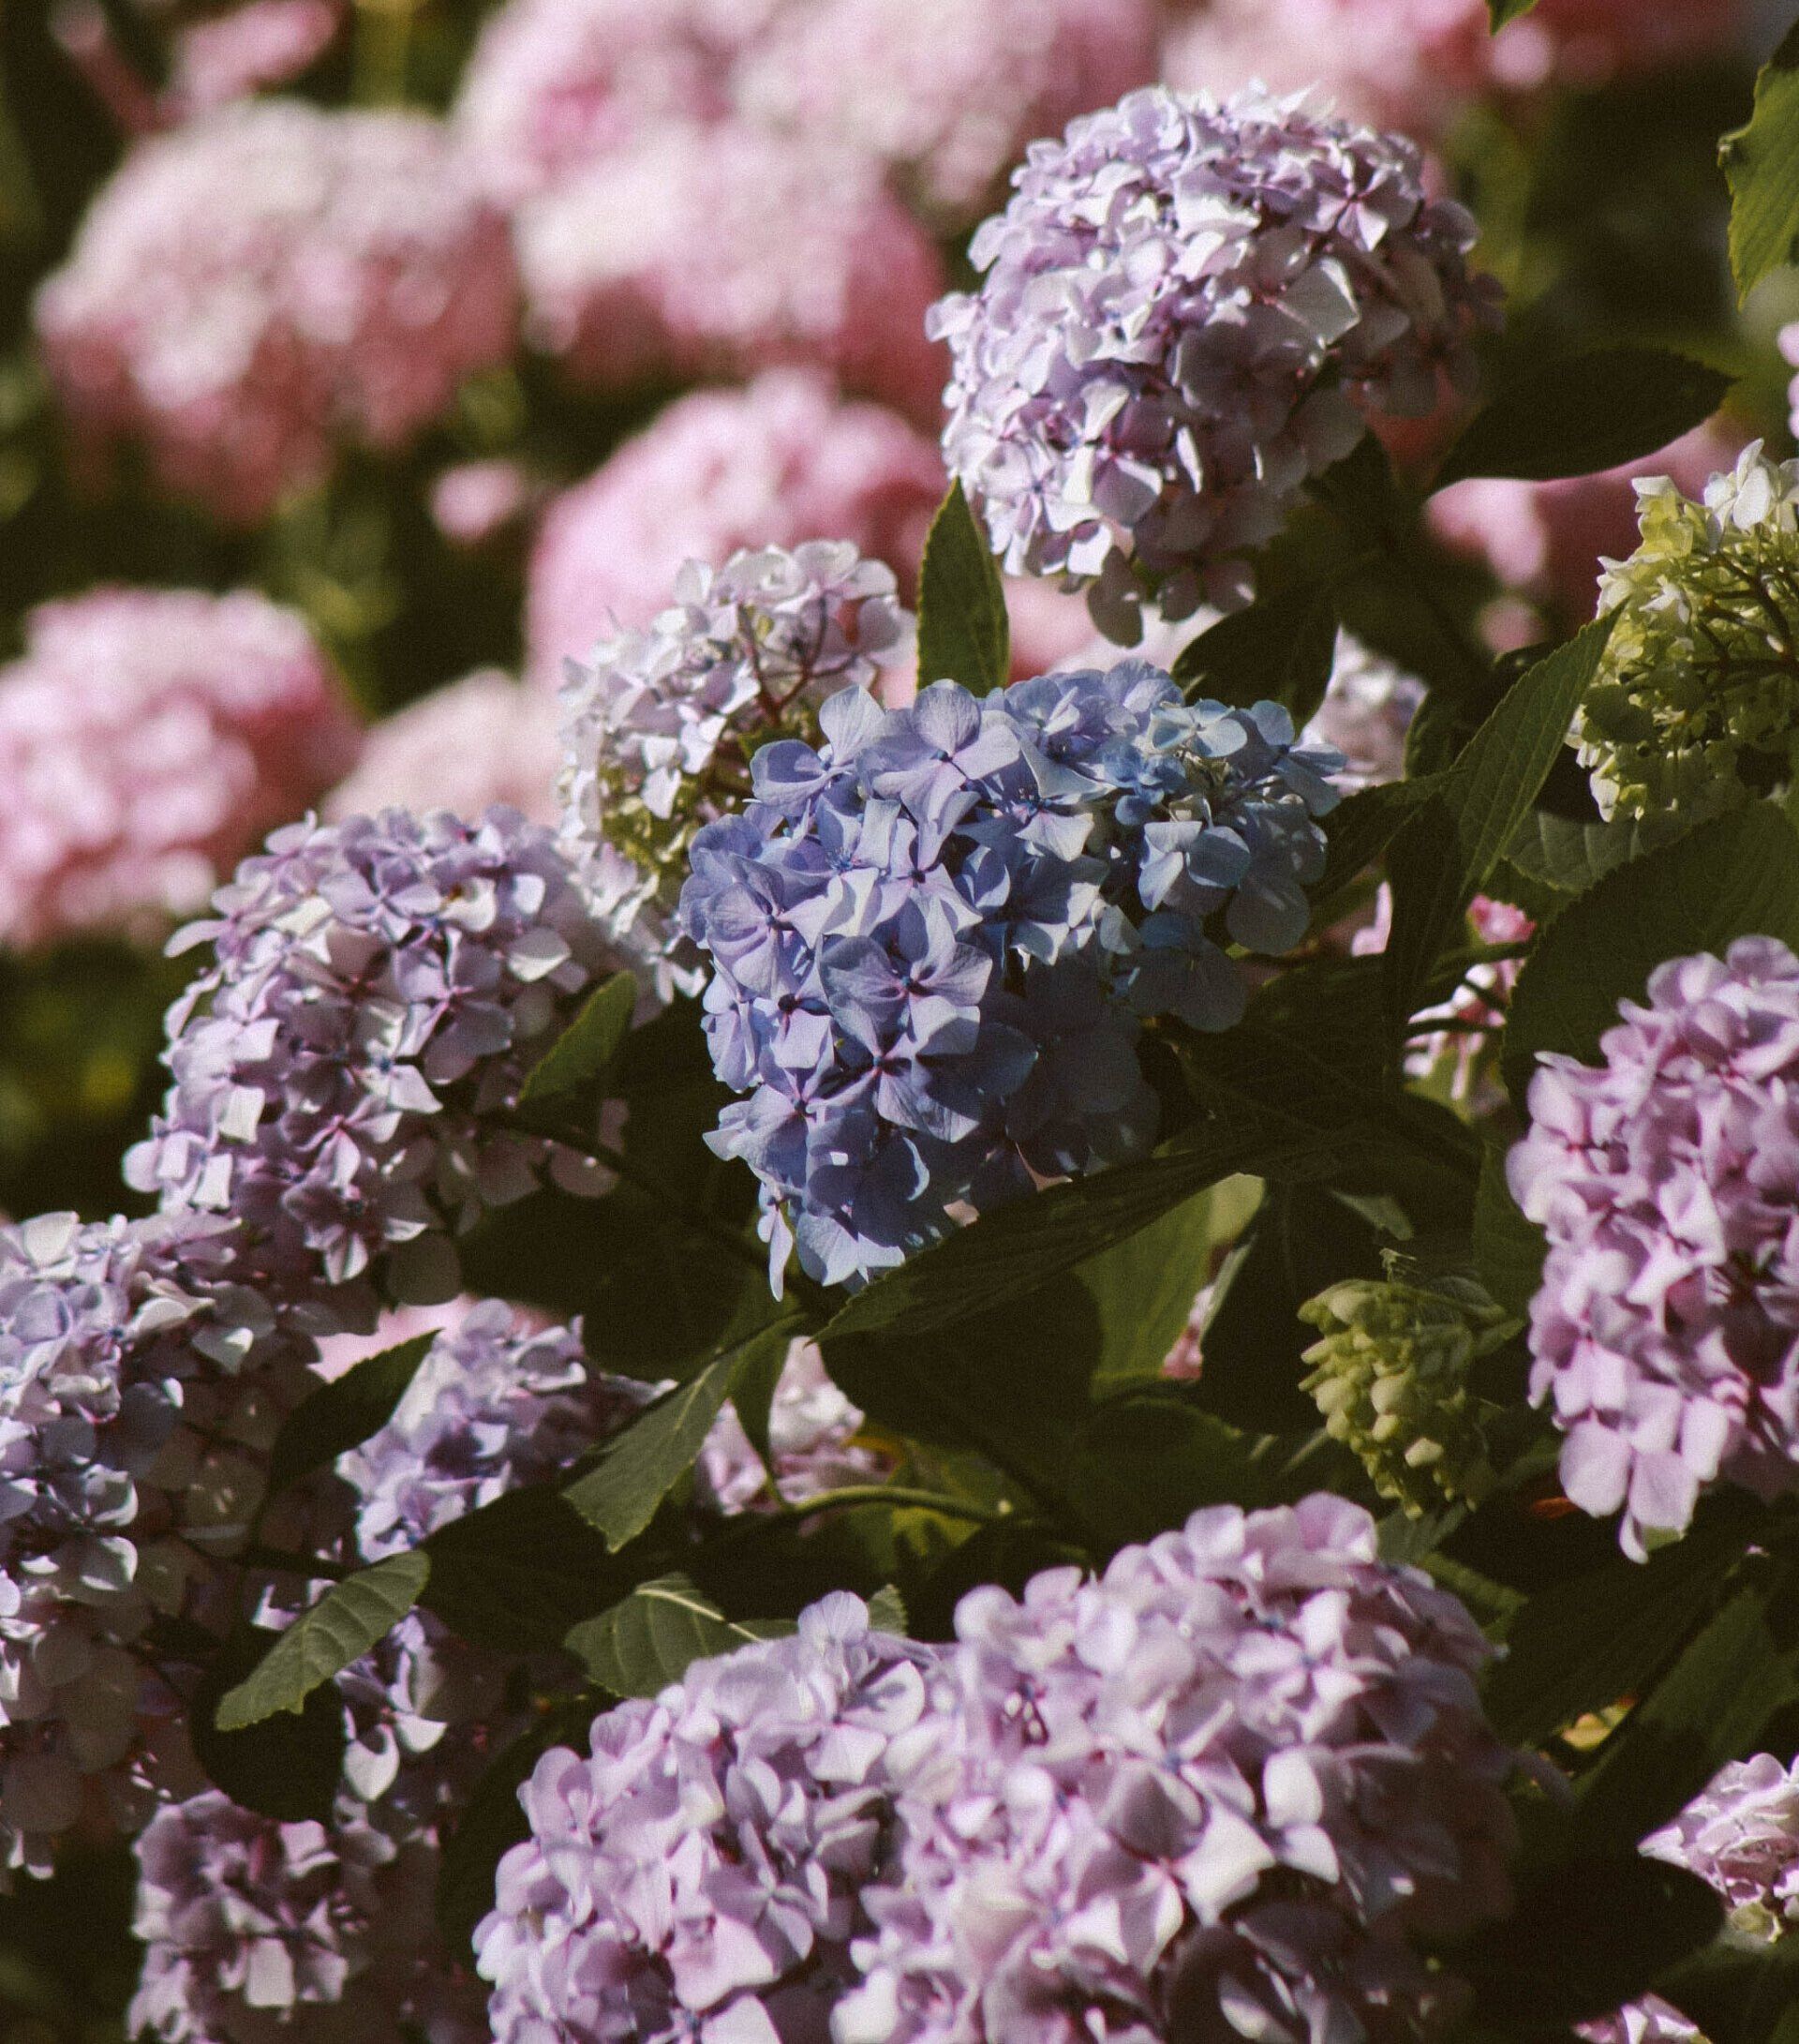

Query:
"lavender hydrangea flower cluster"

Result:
[[125, 808, 626, 1323], [0, 1210, 337, 1879], [930, 85, 1500, 637], [1509, 938, 1799, 1559], [680, 663, 1340, 1287], [558, 542, 912, 945], [130, 1304, 654, 2044], [476, 1590, 934, 2044], [841, 1497, 1518, 2044]]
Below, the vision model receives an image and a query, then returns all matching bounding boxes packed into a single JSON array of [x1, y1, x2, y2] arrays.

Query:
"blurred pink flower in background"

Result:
[[0, 588, 361, 949], [324, 668, 560, 826], [429, 457, 538, 548], [1427, 419, 1748, 627], [513, 121, 945, 416], [524, 370, 944, 685], [736, 0, 1159, 228], [168, 0, 341, 114], [453, 0, 770, 203], [1777, 324, 1799, 436], [1162, 0, 1741, 136], [35, 100, 518, 524]]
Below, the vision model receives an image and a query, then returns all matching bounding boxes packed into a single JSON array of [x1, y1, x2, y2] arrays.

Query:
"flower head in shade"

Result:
[[1573, 443, 1799, 823], [514, 121, 946, 422], [526, 371, 944, 686], [931, 84, 1499, 638], [1509, 937, 1799, 1559], [125, 808, 625, 1321], [680, 664, 1340, 1289], [35, 100, 516, 525], [341, 1301, 654, 1560], [695, 1337, 894, 1514], [0, 1210, 337, 1877], [736, 0, 1157, 229], [840, 1497, 1517, 2044], [475, 1592, 932, 2044], [1300, 1262, 1515, 1515], [558, 542, 911, 933], [0, 589, 361, 950], [324, 671, 560, 828]]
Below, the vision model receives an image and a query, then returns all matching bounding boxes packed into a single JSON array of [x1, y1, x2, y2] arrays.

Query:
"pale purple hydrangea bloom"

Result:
[[680, 664, 1340, 1288], [841, 1497, 1517, 2044], [0, 588, 362, 950], [125, 809, 627, 1324], [931, 85, 1500, 638], [35, 100, 517, 526], [1582, 1752, 1799, 2044], [130, 1303, 653, 2043], [476, 1591, 934, 2044], [1509, 938, 1799, 1559], [558, 541, 912, 965], [0, 1210, 337, 1878]]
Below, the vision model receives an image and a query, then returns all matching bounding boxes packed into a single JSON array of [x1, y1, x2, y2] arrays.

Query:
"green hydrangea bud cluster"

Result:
[[1573, 443, 1799, 824], [1299, 1263, 1517, 1516]]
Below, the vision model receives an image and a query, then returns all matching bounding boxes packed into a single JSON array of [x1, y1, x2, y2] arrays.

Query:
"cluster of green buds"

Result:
[[1573, 443, 1799, 824], [1299, 1261, 1518, 1515]]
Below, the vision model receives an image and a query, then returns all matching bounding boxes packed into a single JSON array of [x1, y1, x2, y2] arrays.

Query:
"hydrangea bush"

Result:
[[7, 9, 1799, 2044]]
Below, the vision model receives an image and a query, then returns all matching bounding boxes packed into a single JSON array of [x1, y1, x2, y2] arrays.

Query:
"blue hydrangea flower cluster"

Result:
[[130, 1304, 653, 2044], [125, 808, 628, 1326], [0, 1210, 342, 1880], [679, 662, 1340, 1287], [476, 1591, 934, 2044], [929, 84, 1499, 637]]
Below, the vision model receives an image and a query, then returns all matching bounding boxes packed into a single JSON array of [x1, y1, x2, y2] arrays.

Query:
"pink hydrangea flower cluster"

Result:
[[0, 1210, 342, 1878], [1509, 938, 1799, 1559], [932, 85, 1500, 638], [513, 122, 946, 419], [1162, 0, 1742, 140], [842, 1497, 1516, 2044], [736, 0, 1158, 229], [167, 0, 343, 117], [0, 587, 360, 951], [324, 671, 560, 828], [476, 1591, 935, 2044], [125, 809, 625, 1323], [525, 371, 944, 685], [35, 100, 518, 524]]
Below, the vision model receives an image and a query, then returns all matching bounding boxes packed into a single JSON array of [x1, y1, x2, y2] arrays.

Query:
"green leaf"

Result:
[[1305, 775, 1453, 930], [215, 1553, 429, 1729], [819, 1129, 1328, 1345], [1171, 583, 1337, 725], [1506, 804, 1688, 898], [1457, 1854, 1723, 2026], [1724, 20, 1799, 305], [564, 1324, 790, 1548], [1574, 1549, 1799, 1851], [514, 971, 637, 1128], [565, 1574, 790, 1697], [866, 1584, 909, 1634], [1384, 618, 1612, 1027], [189, 1627, 347, 1822], [1502, 804, 1799, 1103], [726, 1321, 789, 1476], [1479, 1509, 1747, 1748], [916, 482, 1009, 696], [263, 1334, 437, 1500], [1067, 1398, 1276, 1548], [1658, 1931, 1799, 2044], [421, 1487, 643, 1652], [1082, 1186, 1219, 1396], [1470, 1143, 1544, 1321], [1486, 0, 1539, 22], [1433, 350, 1732, 489]]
